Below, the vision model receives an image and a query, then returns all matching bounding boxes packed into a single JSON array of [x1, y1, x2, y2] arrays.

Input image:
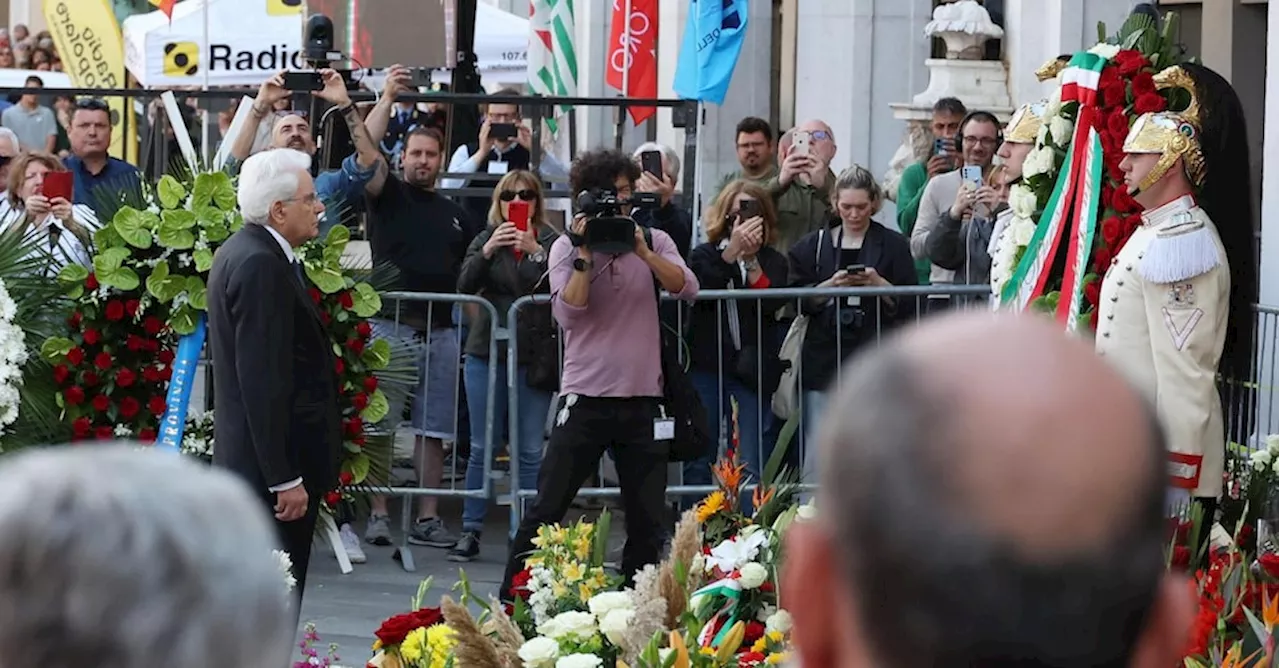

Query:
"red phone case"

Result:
[[508, 200, 530, 261], [42, 172, 73, 202]]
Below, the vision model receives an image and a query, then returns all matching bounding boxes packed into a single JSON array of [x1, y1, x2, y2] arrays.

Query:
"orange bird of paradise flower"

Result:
[[713, 456, 745, 494], [150, 0, 177, 20]]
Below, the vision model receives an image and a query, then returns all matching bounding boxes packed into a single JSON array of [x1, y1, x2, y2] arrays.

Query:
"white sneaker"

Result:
[[338, 523, 367, 564]]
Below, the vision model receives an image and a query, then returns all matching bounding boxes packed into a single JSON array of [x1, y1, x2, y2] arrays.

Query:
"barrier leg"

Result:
[[319, 511, 354, 575], [394, 494, 416, 572]]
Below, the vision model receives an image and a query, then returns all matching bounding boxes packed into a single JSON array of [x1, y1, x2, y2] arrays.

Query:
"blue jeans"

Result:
[[461, 355, 554, 534], [684, 371, 770, 498], [799, 390, 829, 502]]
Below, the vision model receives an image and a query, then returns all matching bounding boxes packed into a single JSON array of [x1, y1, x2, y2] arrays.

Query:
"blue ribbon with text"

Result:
[[156, 314, 207, 452]]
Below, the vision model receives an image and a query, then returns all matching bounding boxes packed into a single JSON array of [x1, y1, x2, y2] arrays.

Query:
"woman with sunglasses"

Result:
[[451, 170, 558, 562]]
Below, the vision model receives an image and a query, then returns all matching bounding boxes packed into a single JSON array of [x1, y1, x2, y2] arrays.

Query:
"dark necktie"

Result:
[[292, 260, 306, 288], [48, 224, 61, 254]]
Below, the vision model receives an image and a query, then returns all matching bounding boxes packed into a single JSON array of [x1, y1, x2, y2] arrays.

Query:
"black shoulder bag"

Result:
[[643, 229, 713, 462]]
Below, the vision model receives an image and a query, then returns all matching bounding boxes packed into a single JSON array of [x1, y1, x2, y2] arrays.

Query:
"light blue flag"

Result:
[[672, 0, 748, 104]]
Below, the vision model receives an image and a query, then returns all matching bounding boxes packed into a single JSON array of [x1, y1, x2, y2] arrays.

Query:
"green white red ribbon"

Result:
[[693, 578, 743, 648]]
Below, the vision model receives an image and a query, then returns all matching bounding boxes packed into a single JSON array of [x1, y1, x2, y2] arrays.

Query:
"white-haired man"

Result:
[[207, 148, 340, 602], [0, 446, 295, 668]]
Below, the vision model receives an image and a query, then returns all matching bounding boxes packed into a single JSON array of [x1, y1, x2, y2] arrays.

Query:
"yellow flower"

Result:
[[372, 639, 383, 651], [699, 647, 717, 656], [399, 627, 428, 664], [524, 555, 544, 568], [564, 561, 584, 583], [696, 491, 728, 523], [574, 535, 592, 561], [765, 652, 789, 665], [766, 631, 784, 644], [579, 582, 595, 602], [422, 624, 457, 668], [552, 581, 569, 599], [751, 637, 768, 654]]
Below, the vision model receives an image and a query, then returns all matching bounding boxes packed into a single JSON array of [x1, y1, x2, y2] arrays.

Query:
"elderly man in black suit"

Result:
[[207, 147, 340, 600]]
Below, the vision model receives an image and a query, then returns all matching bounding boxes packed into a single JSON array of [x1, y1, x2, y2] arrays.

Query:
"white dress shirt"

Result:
[[261, 223, 305, 494], [0, 198, 96, 272]]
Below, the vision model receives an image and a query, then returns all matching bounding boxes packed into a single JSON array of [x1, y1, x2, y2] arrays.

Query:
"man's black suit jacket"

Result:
[[207, 223, 341, 498]]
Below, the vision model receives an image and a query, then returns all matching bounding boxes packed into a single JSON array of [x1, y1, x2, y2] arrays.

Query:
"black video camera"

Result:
[[571, 189, 661, 254]]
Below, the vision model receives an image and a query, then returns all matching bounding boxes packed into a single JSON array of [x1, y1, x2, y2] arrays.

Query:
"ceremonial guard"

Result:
[[985, 100, 1044, 271], [1095, 64, 1258, 512]]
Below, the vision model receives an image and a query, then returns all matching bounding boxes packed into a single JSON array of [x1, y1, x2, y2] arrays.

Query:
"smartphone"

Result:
[[792, 130, 812, 157], [737, 199, 761, 220], [934, 138, 951, 156], [846, 264, 866, 274], [489, 122, 518, 140], [283, 71, 324, 91], [961, 165, 983, 187], [41, 171, 73, 202], [640, 150, 663, 179], [409, 67, 433, 88], [508, 199, 530, 261]]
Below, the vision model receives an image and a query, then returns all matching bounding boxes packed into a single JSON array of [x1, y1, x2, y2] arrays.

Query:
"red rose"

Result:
[[738, 652, 767, 667], [84, 273, 99, 290], [1171, 545, 1191, 569], [126, 334, 146, 352], [743, 620, 766, 644], [352, 393, 369, 411], [760, 580, 775, 593], [82, 371, 99, 387], [94, 425, 114, 440], [1100, 216, 1122, 245], [324, 490, 342, 507], [338, 471, 354, 486], [52, 364, 70, 385], [374, 612, 423, 646], [1113, 49, 1149, 76], [66, 346, 85, 367], [338, 291, 354, 309], [413, 608, 443, 628], [143, 317, 164, 336], [68, 312, 82, 329], [364, 376, 378, 392], [1106, 162, 1125, 185], [1111, 187, 1140, 214], [1084, 279, 1101, 307], [334, 358, 345, 374], [1122, 214, 1143, 236], [72, 416, 92, 438], [1089, 309, 1099, 330], [116, 368, 137, 388], [356, 321, 372, 338], [308, 287, 323, 304], [344, 417, 364, 437], [157, 350, 174, 366], [93, 351, 112, 370], [1106, 111, 1130, 139], [1134, 93, 1167, 115], [1101, 81, 1128, 109], [1093, 246, 1113, 273], [354, 435, 367, 447], [1259, 553, 1278, 578], [347, 337, 366, 355], [124, 299, 141, 317], [1130, 71, 1156, 97], [92, 394, 110, 413], [119, 397, 141, 419], [149, 396, 167, 415], [64, 386, 86, 405], [143, 366, 162, 383], [510, 568, 532, 596], [138, 427, 157, 442], [319, 311, 332, 326], [83, 328, 101, 345], [104, 300, 125, 321], [161, 366, 172, 381]]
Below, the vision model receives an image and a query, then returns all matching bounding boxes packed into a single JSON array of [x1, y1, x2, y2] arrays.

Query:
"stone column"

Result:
[[1004, 0, 1137, 106]]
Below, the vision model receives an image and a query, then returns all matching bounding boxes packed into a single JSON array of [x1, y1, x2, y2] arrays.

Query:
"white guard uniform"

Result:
[[1095, 194, 1229, 500]]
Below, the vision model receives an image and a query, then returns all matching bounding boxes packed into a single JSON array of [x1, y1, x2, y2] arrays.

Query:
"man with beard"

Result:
[[711, 116, 776, 200], [225, 68, 388, 236], [362, 127, 482, 550]]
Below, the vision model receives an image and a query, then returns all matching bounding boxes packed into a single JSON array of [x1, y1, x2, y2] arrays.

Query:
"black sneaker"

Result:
[[447, 531, 481, 562]]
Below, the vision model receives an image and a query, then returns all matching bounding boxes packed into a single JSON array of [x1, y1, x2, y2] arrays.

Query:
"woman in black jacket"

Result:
[[685, 180, 790, 495], [787, 165, 918, 443], [453, 170, 558, 562]]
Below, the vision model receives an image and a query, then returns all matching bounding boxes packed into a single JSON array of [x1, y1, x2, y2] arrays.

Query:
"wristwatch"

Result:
[[572, 257, 593, 272], [742, 257, 761, 272], [530, 249, 547, 264]]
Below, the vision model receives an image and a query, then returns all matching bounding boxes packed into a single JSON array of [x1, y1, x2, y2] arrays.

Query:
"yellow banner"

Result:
[[43, 0, 138, 165]]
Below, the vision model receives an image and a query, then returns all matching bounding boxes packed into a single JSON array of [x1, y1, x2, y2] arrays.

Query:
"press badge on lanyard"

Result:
[[654, 405, 675, 441], [488, 160, 509, 175]]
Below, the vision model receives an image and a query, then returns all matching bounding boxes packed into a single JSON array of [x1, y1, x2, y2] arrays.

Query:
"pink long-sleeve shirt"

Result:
[[549, 228, 698, 398]]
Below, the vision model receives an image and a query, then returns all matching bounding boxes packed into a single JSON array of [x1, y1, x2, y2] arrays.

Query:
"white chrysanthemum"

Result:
[[273, 549, 296, 591], [587, 591, 633, 618], [1249, 448, 1273, 472], [537, 610, 597, 642], [738, 562, 769, 589], [517, 637, 560, 668], [765, 609, 793, 635], [555, 655, 603, 668], [1012, 218, 1036, 246], [1008, 185, 1037, 220], [1088, 42, 1121, 59], [0, 278, 25, 434], [599, 608, 634, 646], [1049, 116, 1074, 146]]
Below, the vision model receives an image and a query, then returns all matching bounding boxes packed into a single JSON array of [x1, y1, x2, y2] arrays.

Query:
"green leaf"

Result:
[[65, 284, 84, 299], [197, 170, 237, 210], [193, 248, 214, 272], [40, 337, 75, 361], [343, 452, 372, 484], [94, 246, 131, 272], [361, 388, 389, 423], [161, 209, 197, 229], [157, 224, 196, 250], [185, 275, 207, 311], [94, 224, 123, 249], [157, 175, 187, 209], [305, 263, 345, 294], [322, 244, 345, 266], [361, 338, 390, 370], [325, 223, 350, 248], [56, 263, 89, 284], [332, 342, 342, 357], [203, 222, 230, 243], [111, 206, 158, 249], [96, 263, 140, 291], [146, 261, 186, 302], [343, 440, 363, 454], [170, 304, 198, 335], [1097, 21, 1107, 44], [349, 283, 382, 318]]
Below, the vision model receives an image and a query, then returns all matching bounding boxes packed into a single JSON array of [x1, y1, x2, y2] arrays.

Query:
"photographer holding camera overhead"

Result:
[[500, 149, 698, 597], [440, 88, 569, 225]]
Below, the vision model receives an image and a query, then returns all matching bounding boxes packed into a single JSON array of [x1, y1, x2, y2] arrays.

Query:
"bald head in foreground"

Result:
[[784, 313, 1193, 668], [0, 446, 294, 668]]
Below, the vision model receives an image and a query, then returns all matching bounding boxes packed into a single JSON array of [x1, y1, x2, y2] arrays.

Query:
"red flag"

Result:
[[605, 0, 658, 125], [149, 0, 177, 20]]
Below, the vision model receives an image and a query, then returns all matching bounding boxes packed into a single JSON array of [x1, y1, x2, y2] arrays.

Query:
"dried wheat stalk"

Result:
[[442, 596, 504, 668]]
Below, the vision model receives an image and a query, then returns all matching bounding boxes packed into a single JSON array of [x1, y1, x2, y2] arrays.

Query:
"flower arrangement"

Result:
[[295, 623, 343, 668], [0, 276, 27, 438], [275, 548, 298, 592], [37, 172, 406, 512], [1220, 435, 1280, 551], [369, 577, 456, 668], [991, 12, 1186, 328], [180, 409, 215, 462]]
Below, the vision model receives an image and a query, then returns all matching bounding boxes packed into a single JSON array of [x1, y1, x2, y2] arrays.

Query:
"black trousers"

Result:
[[265, 490, 322, 616], [501, 396, 671, 598]]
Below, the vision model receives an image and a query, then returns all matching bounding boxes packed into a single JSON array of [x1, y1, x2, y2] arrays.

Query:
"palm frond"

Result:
[[2, 358, 70, 452], [357, 335, 420, 494]]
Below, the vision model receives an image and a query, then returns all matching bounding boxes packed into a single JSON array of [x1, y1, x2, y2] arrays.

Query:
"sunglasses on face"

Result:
[[75, 98, 109, 112], [499, 189, 536, 202]]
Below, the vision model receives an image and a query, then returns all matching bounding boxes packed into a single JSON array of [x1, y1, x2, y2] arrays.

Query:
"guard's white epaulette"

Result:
[[1137, 211, 1221, 284]]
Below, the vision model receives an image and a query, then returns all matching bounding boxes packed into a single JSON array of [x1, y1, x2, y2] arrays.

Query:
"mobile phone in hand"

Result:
[[640, 150, 663, 179], [961, 165, 983, 188], [282, 71, 324, 91], [737, 199, 761, 220], [934, 138, 950, 156], [41, 171, 73, 202], [489, 122, 518, 140], [846, 264, 867, 274], [792, 130, 812, 157], [508, 199, 530, 261]]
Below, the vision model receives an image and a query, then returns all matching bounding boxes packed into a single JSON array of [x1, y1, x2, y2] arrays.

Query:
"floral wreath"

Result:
[[0, 276, 27, 438]]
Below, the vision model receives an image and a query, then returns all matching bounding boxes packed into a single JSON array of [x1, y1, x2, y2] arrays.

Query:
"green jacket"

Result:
[[895, 161, 933, 286], [712, 165, 778, 202], [767, 169, 834, 253]]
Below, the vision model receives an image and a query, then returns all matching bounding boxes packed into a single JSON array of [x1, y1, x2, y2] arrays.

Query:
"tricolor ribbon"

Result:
[[692, 577, 743, 648], [156, 314, 207, 452]]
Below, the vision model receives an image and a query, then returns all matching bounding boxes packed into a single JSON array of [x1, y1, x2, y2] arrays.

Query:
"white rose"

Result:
[[738, 562, 769, 589], [1266, 434, 1278, 453], [796, 501, 817, 521], [1049, 116, 1074, 146], [537, 611, 598, 642], [1012, 218, 1036, 247], [765, 609, 793, 635], [1088, 42, 1121, 59], [1043, 89, 1063, 120], [757, 603, 778, 623], [1008, 185, 1037, 219], [587, 591, 633, 618], [1023, 146, 1055, 178], [1249, 448, 1272, 472], [556, 654, 603, 668], [599, 608, 635, 646], [518, 637, 560, 668]]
